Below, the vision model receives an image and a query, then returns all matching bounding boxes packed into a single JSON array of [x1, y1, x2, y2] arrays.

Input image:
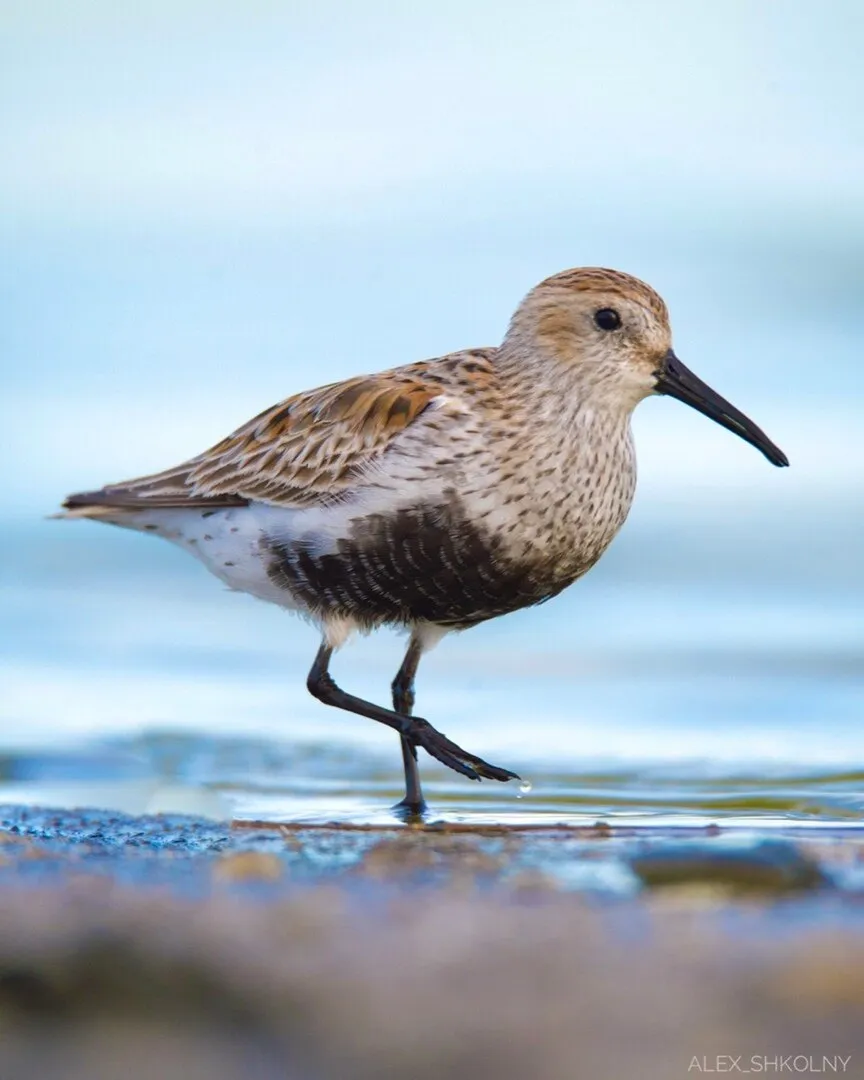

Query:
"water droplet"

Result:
[[517, 779, 533, 798]]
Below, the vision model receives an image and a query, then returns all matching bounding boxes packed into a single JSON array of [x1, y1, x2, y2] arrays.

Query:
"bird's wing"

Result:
[[63, 369, 448, 511]]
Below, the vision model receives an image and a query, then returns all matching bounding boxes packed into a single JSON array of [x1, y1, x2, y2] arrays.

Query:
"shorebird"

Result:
[[60, 267, 788, 815]]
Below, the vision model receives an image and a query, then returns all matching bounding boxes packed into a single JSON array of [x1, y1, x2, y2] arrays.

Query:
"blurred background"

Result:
[[2, 0, 862, 822]]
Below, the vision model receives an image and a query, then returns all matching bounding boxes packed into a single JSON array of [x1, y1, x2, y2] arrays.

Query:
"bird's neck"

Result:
[[494, 336, 637, 442], [455, 345, 638, 582]]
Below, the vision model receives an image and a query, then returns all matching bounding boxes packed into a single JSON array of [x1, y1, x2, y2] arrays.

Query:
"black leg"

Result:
[[306, 643, 519, 784], [391, 637, 425, 816]]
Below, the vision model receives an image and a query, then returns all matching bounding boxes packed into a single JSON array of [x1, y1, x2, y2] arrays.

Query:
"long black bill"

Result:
[[655, 350, 789, 467]]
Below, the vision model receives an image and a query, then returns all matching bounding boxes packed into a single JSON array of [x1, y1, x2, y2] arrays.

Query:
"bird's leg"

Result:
[[391, 636, 425, 817], [306, 643, 518, 784]]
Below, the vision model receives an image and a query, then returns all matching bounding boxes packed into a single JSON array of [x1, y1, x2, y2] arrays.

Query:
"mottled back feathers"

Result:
[[64, 368, 456, 511]]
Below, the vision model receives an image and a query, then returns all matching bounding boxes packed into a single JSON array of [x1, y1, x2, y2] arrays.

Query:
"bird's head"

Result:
[[505, 266, 788, 467]]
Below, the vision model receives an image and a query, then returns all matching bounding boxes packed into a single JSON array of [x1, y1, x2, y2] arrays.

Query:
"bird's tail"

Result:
[[51, 489, 141, 522], [53, 482, 248, 521]]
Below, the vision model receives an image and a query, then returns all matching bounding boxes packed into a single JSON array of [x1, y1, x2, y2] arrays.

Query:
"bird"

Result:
[[59, 267, 788, 817]]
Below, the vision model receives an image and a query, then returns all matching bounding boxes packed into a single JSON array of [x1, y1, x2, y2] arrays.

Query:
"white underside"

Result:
[[108, 500, 449, 652]]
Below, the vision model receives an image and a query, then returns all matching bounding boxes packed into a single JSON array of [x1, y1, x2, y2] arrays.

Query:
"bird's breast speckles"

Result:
[[456, 409, 637, 580]]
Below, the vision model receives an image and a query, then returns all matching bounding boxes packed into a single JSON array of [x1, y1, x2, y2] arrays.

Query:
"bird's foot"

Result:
[[392, 796, 428, 824], [408, 718, 519, 783]]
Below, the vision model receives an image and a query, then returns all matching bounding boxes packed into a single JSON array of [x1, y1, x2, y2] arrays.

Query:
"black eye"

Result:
[[594, 308, 622, 331]]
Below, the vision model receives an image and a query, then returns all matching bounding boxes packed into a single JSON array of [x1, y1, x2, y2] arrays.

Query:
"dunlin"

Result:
[[61, 267, 788, 815]]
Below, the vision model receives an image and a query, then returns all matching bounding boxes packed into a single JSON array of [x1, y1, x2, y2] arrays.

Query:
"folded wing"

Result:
[[63, 371, 443, 512]]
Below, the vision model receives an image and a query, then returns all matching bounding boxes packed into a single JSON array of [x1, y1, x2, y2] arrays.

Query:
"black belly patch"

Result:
[[264, 500, 573, 630]]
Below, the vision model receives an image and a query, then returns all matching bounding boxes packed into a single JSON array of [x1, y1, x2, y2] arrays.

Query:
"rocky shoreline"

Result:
[[0, 806, 861, 1080]]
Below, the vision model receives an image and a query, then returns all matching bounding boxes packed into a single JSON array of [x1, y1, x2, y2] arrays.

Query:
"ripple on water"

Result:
[[0, 734, 862, 830]]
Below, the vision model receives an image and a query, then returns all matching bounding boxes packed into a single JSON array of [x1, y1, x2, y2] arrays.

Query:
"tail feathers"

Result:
[[51, 490, 135, 521], [52, 505, 126, 521], [56, 486, 248, 519], [63, 489, 126, 509]]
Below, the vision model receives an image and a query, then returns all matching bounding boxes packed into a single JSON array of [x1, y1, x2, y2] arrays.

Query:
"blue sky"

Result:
[[4, 1, 863, 228]]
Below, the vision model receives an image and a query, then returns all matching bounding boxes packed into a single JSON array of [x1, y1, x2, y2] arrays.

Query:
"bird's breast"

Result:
[[459, 420, 638, 583]]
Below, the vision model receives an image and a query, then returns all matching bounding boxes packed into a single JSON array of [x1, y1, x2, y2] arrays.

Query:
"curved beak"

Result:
[[654, 350, 789, 467]]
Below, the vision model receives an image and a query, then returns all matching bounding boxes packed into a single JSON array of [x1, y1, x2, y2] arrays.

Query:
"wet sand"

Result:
[[0, 806, 862, 1079]]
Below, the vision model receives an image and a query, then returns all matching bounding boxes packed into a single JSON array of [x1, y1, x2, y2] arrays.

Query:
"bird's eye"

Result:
[[594, 308, 622, 331]]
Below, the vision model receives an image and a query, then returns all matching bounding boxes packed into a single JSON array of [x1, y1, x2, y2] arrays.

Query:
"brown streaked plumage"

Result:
[[66, 372, 443, 510], [59, 267, 788, 818], [541, 266, 670, 320]]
